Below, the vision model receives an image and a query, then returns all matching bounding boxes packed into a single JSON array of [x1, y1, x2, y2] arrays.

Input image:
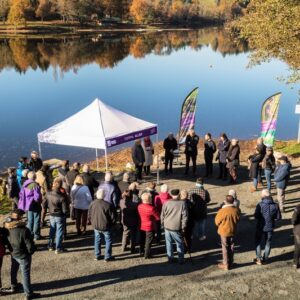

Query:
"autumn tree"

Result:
[[8, 0, 31, 26], [36, 0, 52, 21], [0, 0, 10, 23], [130, 0, 157, 24]]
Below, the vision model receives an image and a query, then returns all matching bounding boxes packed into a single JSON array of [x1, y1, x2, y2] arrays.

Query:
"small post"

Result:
[[156, 131, 160, 185], [295, 97, 300, 143], [104, 148, 108, 171], [96, 149, 99, 171], [38, 141, 42, 159]]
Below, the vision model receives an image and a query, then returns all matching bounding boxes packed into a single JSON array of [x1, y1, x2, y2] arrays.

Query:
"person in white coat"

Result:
[[71, 175, 92, 235], [142, 136, 154, 176]]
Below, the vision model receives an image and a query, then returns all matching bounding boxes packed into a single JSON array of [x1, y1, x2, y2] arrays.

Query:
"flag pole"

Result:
[[156, 130, 160, 185], [95, 149, 99, 171], [38, 140, 42, 159]]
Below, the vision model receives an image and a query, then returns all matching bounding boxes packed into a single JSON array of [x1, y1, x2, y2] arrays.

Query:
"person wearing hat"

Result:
[[189, 178, 211, 241], [161, 189, 188, 264], [163, 133, 178, 175], [5, 209, 40, 299], [274, 156, 291, 212], [29, 151, 43, 173], [262, 147, 276, 191], [7, 167, 20, 210]]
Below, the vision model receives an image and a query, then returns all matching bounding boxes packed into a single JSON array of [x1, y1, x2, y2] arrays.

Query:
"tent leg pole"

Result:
[[38, 141, 42, 159], [96, 149, 99, 171], [105, 148, 108, 171], [156, 132, 160, 185]]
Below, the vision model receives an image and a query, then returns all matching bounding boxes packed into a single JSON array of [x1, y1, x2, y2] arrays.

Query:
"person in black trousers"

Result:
[[184, 130, 199, 175], [163, 133, 178, 175], [204, 133, 216, 177], [216, 133, 230, 180], [292, 204, 300, 269], [131, 139, 145, 181]]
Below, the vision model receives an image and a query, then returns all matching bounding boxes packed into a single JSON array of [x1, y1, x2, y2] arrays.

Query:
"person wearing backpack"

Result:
[[204, 133, 216, 178], [292, 204, 300, 269], [189, 178, 211, 241], [254, 189, 281, 265]]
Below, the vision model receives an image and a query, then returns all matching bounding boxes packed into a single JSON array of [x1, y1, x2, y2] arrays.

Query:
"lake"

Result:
[[0, 27, 299, 170]]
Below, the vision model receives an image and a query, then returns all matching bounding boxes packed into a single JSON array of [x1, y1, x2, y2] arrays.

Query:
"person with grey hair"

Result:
[[254, 189, 281, 265], [98, 172, 119, 208], [219, 190, 240, 210], [226, 139, 240, 184], [88, 189, 117, 262], [18, 171, 42, 241], [138, 193, 160, 258], [118, 172, 131, 194], [82, 164, 99, 198]]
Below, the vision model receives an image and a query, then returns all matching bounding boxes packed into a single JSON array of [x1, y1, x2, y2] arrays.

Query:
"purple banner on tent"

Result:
[[261, 120, 277, 132], [106, 126, 158, 148]]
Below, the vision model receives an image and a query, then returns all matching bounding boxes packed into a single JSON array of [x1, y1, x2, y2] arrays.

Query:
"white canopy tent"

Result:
[[38, 99, 159, 181]]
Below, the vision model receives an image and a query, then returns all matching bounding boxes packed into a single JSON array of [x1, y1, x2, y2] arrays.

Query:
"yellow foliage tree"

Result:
[[8, 0, 30, 26]]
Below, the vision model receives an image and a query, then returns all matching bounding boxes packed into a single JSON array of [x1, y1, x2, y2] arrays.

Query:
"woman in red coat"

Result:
[[138, 193, 160, 259]]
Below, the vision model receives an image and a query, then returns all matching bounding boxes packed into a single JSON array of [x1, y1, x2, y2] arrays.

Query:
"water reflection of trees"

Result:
[[0, 27, 248, 74]]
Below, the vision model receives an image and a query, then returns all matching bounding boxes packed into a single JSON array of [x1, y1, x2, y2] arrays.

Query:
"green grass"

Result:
[[274, 140, 300, 157]]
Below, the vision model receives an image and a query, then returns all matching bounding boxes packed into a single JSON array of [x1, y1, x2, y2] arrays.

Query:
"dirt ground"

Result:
[[2, 157, 300, 300]]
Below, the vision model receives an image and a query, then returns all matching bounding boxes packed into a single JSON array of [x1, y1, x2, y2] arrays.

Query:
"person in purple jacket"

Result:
[[18, 172, 42, 241]]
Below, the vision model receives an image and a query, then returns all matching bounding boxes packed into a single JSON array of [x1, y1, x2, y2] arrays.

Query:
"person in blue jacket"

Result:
[[16, 157, 29, 188], [274, 156, 291, 212]]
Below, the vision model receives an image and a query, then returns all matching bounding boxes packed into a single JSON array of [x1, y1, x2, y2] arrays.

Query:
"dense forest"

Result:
[[0, 0, 250, 26]]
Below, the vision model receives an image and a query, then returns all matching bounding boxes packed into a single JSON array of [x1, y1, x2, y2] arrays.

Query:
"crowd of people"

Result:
[[0, 132, 298, 300]]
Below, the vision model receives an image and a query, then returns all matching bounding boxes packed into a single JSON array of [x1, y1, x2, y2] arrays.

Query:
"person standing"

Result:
[[215, 195, 240, 271], [57, 160, 70, 191], [138, 193, 160, 259], [18, 172, 42, 241], [132, 139, 145, 181], [71, 175, 92, 236], [98, 172, 120, 208], [274, 156, 291, 212], [216, 133, 230, 180], [17, 157, 29, 188], [254, 189, 281, 265], [5, 210, 40, 300], [256, 138, 267, 187], [226, 139, 240, 184], [142, 136, 154, 176], [43, 178, 68, 254], [0, 225, 12, 293], [29, 151, 43, 172], [120, 190, 139, 253], [189, 178, 211, 241], [204, 133, 216, 178], [248, 148, 264, 193], [89, 189, 116, 262], [292, 204, 300, 269], [118, 172, 131, 194], [163, 133, 178, 175], [262, 147, 276, 191], [65, 162, 81, 194], [82, 164, 99, 199], [185, 129, 199, 175], [161, 189, 187, 264], [7, 167, 20, 210]]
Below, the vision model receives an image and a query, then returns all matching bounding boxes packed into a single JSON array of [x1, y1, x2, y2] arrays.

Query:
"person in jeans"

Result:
[[189, 178, 211, 241], [71, 175, 92, 235], [43, 178, 68, 254], [262, 147, 276, 191], [88, 189, 116, 262], [292, 204, 300, 269], [7, 167, 20, 210], [215, 195, 240, 271], [5, 209, 40, 300], [254, 189, 281, 265], [138, 193, 160, 259], [120, 190, 139, 253], [161, 189, 187, 264], [274, 156, 291, 212], [18, 172, 42, 241]]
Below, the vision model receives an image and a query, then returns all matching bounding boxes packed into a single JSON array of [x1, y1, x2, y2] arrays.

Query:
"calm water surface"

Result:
[[0, 27, 299, 170]]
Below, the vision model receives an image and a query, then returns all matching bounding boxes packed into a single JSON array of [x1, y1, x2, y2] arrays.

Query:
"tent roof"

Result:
[[38, 99, 157, 150]]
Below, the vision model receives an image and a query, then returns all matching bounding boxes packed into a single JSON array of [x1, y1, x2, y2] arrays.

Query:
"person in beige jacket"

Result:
[[215, 195, 240, 271]]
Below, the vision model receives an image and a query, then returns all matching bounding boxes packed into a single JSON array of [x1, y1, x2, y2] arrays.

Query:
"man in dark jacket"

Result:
[[256, 138, 267, 186], [65, 162, 80, 193], [204, 133, 216, 177], [163, 133, 178, 175], [161, 189, 188, 264], [7, 167, 20, 210], [43, 178, 68, 253], [185, 129, 199, 175], [118, 172, 131, 194], [292, 204, 300, 268], [274, 156, 291, 212], [132, 139, 145, 181], [216, 133, 230, 180], [189, 177, 211, 241], [88, 189, 117, 262], [120, 190, 139, 253], [226, 139, 240, 184], [29, 151, 43, 172], [82, 164, 99, 198], [254, 189, 281, 265], [248, 148, 264, 192], [5, 209, 39, 299]]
